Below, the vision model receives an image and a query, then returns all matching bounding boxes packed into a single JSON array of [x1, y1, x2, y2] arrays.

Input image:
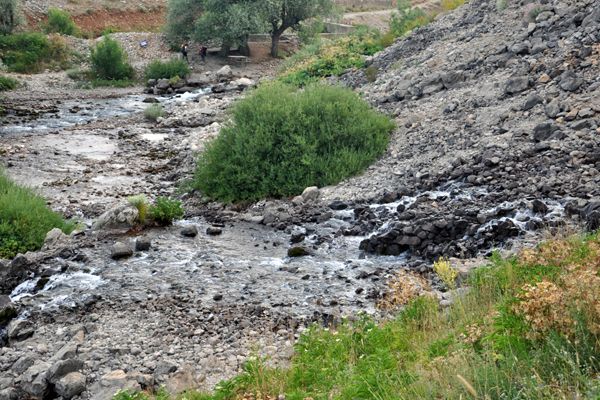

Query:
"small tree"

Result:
[[0, 0, 20, 35], [194, 0, 264, 56], [90, 36, 134, 80], [45, 8, 78, 36], [165, 0, 204, 45], [261, 0, 334, 57]]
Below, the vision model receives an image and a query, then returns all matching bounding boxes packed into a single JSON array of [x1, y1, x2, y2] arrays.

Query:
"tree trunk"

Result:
[[270, 31, 282, 58]]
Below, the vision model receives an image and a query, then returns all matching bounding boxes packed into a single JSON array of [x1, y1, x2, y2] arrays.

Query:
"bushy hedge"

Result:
[[192, 82, 394, 202], [144, 58, 190, 80], [90, 36, 134, 81], [0, 170, 74, 259], [0, 75, 18, 91], [0, 33, 71, 73], [45, 7, 78, 36]]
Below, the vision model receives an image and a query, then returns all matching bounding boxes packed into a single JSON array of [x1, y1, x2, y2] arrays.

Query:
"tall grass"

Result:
[[119, 233, 600, 399], [0, 170, 75, 259], [192, 82, 394, 202], [0, 75, 18, 91], [144, 59, 190, 81]]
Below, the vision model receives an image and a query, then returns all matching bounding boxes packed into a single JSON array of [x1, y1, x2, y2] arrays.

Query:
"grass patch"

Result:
[[0, 32, 72, 73], [0, 75, 18, 91], [144, 103, 164, 122], [149, 197, 184, 226], [192, 82, 394, 203], [440, 0, 466, 11], [0, 170, 75, 259], [144, 58, 190, 81], [119, 233, 600, 399]]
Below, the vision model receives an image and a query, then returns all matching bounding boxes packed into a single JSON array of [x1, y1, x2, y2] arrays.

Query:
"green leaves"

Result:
[[90, 36, 134, 81], [192, 82, 394, 202]]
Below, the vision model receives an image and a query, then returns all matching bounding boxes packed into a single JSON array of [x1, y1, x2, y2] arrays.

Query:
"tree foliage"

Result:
[[165, 0, 204, 45], [0, 0, 20, 35], [90, 36, 134, 80], [260, 0, 334, 56]]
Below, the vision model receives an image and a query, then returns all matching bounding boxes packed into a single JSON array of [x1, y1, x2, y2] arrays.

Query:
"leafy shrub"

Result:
[[0, 75, 18, 91], [149, 197, 184, 226], [364, 65, 378, 82], [0, 33, 71, 73], [297, 18, 325, 45], [144, 104, 164, 122], [434, 257, 458, 289], [144, 58, 190, 80], [127, 194, 150, 224], [193, 82, 394, 202], [45, 8, 78, 36], [90, 36, 134, 81], [0, 0, 20, 35], [0, 170, 74, 259]]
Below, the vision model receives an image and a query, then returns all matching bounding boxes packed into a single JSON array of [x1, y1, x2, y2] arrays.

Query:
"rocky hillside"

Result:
[[322, 0, 600, 258]]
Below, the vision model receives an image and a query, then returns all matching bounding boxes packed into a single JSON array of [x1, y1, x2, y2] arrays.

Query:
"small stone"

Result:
[[213, 294, 223, 301], [559, 71, 584, 92], [181, 225, 198, 237], [301, 186, 320, 202], [111, 242, 133, 260], [328, 200, 349, 210], [538, 73, 551, 84], [504, 76, 530, 95]]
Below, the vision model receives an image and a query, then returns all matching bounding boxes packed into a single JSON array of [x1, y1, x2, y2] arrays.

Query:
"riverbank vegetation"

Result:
[[0, 75, 18, 91], [0, 170, 75, 259], [115, 232, 600, 399], [192, 82, 394, 202], [0, 32, 72, 73]]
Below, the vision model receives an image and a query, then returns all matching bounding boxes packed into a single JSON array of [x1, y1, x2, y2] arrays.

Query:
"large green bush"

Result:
[[90, 36, 134, 81], [0, 170, 75, 259], [0, 0, 20, 35], [144, 58, 190, 80], [192, 82, 394, 202], [44, 7, 78, 36], [0, 33, 71, 73]]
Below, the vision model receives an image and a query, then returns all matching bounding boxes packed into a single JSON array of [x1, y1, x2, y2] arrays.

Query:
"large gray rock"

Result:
[[11, 354, 35, 375], [55, 372, 86, 399], [111, 242, 133, 260], [48, 359, 84, 384], [43, 228, 68, 250], [0, 388, 18, 400], [22, 361, 51, 398], [93, 203, 139, 231], [559, 71, 584, 92], [216, 65, 233, 80], [89, 370, 142, 400], [7, 319, 34, 342], [504, 76, 530, 95], [302, 186, 320, 202]]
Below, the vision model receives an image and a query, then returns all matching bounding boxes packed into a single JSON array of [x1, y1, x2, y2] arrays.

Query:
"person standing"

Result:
[[180, 43, 189, 63], [199, 45, 208, 64]]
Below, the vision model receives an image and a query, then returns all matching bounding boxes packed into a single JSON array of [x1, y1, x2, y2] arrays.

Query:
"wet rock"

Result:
[[328, 200, 349, 210], [287, 247, 310, 257], [135, 237, 152, 251], [301, 186, 320, 202], [7, 319, 34, 342], [111, 242, 133, 260], [531, 199, 548, 215], [10, 254, 29, 269], [181, 225, 199, 237], [0, 296, 16, 325], [92, 203, 139, 231], [55, 372, 86, 399], [206, 226, 223, 236], [142, 97, 159, 103]]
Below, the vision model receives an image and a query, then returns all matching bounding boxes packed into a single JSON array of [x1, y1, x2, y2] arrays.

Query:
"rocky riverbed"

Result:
[[1, 0, 600, 398]]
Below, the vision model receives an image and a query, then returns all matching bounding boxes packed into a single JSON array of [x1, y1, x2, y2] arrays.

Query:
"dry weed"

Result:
[[378, 269, 431, 310]]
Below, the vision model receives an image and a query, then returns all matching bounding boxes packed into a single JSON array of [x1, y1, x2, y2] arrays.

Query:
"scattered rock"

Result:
[[206, 226, 223, 236], [0, 296, 16, 325], [135, 237, 152, 251], [111, 242, 133, 260], [287, 247, 310, 257], [181, 225, 199, 237], [93, 203, 139, 231], [7, 319, 34, 342], [55, 372, 86, 399], [301, 186, 320, 202]]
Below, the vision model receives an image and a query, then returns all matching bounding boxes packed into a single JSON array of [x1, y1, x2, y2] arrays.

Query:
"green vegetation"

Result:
[[0, 33, 72, 73], [144, 104, 164, 122], [192, 82, 394, 203], [128, 195, 150, 225], [0, 75, 18, 91], [44, 8, 78, 36], [90, 36, 135, 81], [115, 233, 600, 399], [149, 197, 184, 226], [389, 0, 433, 39], [280, 28, 384, 86], [144, 59, 190, 80], [165, 0, 204, 45], [0, 170, 75, 259], [0, 0, 20, 35]]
